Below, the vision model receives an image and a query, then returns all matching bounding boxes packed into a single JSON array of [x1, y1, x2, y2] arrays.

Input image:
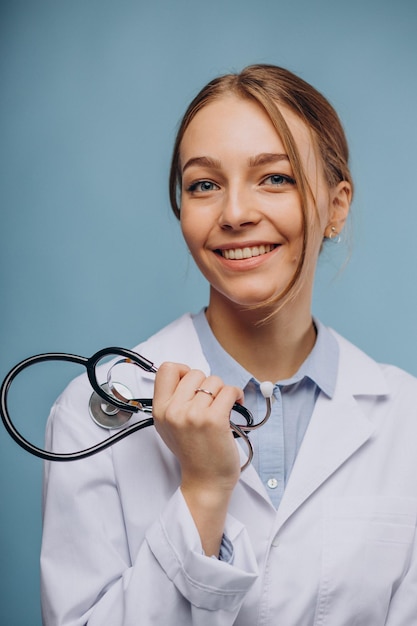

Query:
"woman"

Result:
[[41, 65, 417, 625]]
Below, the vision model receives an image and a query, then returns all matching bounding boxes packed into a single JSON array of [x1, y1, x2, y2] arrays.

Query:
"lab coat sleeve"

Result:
[[41, 382, 258, 626], [384, 527, 417, 625]]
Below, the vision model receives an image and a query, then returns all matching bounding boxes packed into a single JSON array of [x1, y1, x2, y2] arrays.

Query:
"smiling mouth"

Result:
[[217, 244, 277, 260]]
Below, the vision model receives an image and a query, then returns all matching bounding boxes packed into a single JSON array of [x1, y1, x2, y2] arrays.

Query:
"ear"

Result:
[[324, 181, 352, 238]]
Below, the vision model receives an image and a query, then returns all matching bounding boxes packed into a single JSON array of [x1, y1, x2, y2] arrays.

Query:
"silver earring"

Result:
[[325, 226, 341, 244]]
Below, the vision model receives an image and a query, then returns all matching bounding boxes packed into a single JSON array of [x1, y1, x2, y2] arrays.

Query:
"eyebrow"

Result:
[[182, 156, 221, 174], [248, 152, 289, 167], [182, 152, 289, 174]]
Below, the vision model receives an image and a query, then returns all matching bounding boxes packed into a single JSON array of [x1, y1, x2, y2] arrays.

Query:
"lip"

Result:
[[214, 240, 279, 250]]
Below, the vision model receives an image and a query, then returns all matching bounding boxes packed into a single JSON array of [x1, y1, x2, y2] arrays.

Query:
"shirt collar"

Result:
[[191, 309, 339, 398]]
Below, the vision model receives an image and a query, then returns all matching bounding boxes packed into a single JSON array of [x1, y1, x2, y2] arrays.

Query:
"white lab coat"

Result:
[[41, 314, 417, 625]]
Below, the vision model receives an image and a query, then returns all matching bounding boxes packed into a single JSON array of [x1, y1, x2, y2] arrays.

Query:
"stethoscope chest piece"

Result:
[[89, 383, 134, 429]]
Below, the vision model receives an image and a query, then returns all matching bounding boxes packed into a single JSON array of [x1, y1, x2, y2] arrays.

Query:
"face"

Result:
[[179, 95, 337, 314]]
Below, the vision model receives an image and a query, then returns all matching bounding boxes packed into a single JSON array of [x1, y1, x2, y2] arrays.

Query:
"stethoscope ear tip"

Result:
[[260, 381, 274, 399]]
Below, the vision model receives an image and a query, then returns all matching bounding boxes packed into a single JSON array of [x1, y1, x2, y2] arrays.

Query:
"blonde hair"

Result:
[[169, 64, 353, 312]]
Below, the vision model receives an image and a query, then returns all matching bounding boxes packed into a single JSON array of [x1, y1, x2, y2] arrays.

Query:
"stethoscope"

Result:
[[0, 347, 274, 471]]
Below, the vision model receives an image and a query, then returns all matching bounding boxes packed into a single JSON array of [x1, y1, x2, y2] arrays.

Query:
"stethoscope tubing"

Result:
[[0, 352, 155, 462], [86, 347, 159, 411], [0, 349, 258, 467]]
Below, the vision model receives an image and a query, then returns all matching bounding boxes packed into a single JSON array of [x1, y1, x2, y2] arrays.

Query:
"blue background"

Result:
[[1, 1, 416, 623]]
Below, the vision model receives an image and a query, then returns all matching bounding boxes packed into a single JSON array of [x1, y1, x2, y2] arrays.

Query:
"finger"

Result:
[[192, 375, 224, 403], [210, 385, 245, 425], [153, 361, 191, 408], [215, 385, 244, 407], [154, 364, 217, 417], [188, 377, 244, 421], [190, 384, 245, 435]]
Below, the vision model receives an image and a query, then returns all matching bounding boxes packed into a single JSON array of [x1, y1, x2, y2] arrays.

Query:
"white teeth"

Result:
[[222, 244, 274, 260]]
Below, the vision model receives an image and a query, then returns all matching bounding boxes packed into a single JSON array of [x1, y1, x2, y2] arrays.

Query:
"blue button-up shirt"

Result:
[[192, 310, 339, 508]]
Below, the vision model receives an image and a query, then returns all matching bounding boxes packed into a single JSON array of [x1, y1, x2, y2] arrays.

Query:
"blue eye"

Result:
[[187, 180, 219, 193], [264, 174, 296, 186]]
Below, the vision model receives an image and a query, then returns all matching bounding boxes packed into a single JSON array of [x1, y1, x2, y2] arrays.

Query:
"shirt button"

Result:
[[267, 477, 278, 489]]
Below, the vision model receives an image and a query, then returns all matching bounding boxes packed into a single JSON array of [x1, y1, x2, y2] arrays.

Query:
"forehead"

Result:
[[180, 95, 318, 171]]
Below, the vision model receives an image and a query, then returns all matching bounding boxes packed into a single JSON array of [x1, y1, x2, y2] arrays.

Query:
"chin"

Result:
[[215, 288, 284, 311]]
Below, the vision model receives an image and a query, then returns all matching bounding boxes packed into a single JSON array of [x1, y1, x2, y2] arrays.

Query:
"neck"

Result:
[[205, 291, 316, 382]]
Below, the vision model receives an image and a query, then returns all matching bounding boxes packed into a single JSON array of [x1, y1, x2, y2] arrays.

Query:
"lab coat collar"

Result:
[[133, 313, 211, 380], [134, 314, 389, 396], [331, 329, 390, 396]]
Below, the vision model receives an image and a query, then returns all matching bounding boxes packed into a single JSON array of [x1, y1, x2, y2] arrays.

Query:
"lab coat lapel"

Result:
[[273, 389, 375, 531], [271, 330, 389, 532], [236, 388, 377, 514]]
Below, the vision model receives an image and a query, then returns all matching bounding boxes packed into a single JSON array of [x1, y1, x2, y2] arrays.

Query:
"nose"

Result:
[[218, 187, 260, 230]]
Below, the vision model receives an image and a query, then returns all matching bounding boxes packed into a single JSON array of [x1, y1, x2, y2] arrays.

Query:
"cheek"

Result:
[[276, 202, 304, 245], [310, 179, 332, 224], [180, 211, 203, 254], [304, 203, 330, 260]]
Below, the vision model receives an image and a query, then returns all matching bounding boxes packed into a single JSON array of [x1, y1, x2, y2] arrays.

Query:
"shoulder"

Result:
[[45, 313, 208, 453], [328, 326, 417, 399], [131, 312, 209, 372], [53, 312, 208, 414]]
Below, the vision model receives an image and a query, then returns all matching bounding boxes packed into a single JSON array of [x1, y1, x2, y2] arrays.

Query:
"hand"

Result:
[[152, 362, 243, 491], [152, 362, 244, 556]]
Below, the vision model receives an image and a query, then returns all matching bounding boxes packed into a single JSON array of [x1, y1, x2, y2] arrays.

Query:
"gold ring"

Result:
[[195, 387, 215, 398]]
